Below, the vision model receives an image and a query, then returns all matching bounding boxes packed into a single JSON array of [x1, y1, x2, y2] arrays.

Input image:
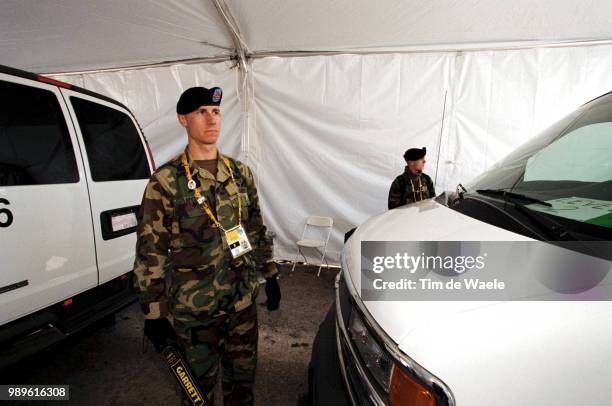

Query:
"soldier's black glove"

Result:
[[265, 274, 281, 311], [144, 318, 175, 352]]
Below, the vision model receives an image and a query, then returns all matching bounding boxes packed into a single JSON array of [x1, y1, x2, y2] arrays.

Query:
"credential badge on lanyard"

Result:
[[181, 152, 253, 258]]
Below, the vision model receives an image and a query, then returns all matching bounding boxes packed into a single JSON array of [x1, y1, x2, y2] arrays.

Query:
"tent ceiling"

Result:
[[3, 0, 612, 73], [233, 0, 612, 53], [1, 0, 232, 73]]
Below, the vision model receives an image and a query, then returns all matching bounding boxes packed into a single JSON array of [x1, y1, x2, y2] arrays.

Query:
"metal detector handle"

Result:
[[162, 345, 208, 406]]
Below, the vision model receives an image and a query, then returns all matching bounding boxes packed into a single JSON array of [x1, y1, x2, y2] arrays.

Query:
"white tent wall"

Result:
[[445, 45, 612, 190], [250, 54, 453, 262], [52, 62, 244, 164], [249, 45, 612, 263], [48, 44, 612, 265]]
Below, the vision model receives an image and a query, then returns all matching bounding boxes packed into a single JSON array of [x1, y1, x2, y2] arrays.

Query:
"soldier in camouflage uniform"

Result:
[[388, 147, 436, 209], [134, 86, 281, 405]]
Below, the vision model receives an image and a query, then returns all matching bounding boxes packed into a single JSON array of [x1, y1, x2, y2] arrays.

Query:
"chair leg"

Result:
[[300, 248, 308, 265], [292, 246, 307, 272], [317, 248, 328, 277]]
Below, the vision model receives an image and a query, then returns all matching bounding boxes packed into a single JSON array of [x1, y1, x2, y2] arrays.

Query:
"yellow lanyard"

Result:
[[180, 152, 241, 232], [409, 176, 424, 201]]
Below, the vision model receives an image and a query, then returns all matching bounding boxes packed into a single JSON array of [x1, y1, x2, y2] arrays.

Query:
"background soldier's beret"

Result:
[[403, 147, 427, 161], [176, 86, 223, 114]]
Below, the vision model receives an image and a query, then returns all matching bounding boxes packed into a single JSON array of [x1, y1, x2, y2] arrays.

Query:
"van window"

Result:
[[524, 122, 612, 183], [469, 94, 612, 199], [0, 80, 79, 186], [467, 92, 612, 233], [71, 97, 150, 182]]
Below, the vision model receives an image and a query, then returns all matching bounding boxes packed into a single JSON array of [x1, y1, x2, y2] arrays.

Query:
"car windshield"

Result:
[[467, 92, 612, 231]]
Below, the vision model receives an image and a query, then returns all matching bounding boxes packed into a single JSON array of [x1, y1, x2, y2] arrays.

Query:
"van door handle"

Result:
[[100, 205, 140, 240]]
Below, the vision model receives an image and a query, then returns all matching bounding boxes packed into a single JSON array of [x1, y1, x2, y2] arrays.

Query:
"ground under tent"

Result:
[[5, 0, 612, 264]]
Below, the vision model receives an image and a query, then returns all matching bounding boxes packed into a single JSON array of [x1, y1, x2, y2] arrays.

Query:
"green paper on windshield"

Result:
[[527, 197, 612, 228], [586, 212, 612, 228]]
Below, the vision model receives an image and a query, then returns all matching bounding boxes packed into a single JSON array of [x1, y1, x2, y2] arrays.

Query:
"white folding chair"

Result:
[[291, 216, 333, 276]]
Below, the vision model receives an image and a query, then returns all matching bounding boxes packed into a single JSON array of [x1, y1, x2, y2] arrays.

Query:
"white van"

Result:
[[0, 65, 155, 367], [310, 92, 612, 405]]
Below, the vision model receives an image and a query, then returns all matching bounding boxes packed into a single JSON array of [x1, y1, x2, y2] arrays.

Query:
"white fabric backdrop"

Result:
[[52, 44, 612, 264], [249, 46, 612, 262], [250, 54, 453, 261], [54, 62, 243, 165]]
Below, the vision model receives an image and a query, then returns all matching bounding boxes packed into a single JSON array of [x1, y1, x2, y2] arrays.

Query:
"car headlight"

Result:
[[348, 309, 439, 405], [389, 365, 437, 406], [348, 310, 394, 391]]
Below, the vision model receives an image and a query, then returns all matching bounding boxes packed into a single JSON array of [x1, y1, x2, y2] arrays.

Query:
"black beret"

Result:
[[176, 86, 223, 114], [403, 147, 426, 161]]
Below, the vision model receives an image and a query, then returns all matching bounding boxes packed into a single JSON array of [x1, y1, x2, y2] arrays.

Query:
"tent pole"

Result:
[[45, 37, 612, 77], [210, 0, 253, 165], [42, 56, 233, 76], [434, 90, 447, 186], [247, 38, 612, 59]]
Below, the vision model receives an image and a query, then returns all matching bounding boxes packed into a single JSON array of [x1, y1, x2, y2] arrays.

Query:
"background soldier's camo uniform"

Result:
[[388, 170, 436, 209], [134, 146, 276, 405]]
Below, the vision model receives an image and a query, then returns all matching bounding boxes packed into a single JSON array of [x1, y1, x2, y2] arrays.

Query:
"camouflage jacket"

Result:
[[133, 147, 276, 320], [388, 169, 436, 209]]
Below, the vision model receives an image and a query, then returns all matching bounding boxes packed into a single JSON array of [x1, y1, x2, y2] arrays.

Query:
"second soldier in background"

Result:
[[388, 147, 436, 209]]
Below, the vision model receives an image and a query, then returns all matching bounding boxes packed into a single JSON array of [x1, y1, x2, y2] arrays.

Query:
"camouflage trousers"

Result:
[[173, 304, 258, 406]]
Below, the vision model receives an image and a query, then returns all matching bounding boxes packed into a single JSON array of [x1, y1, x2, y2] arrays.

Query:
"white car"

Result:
[[310, 92, 612, 405], [0, 65, 155, 367]]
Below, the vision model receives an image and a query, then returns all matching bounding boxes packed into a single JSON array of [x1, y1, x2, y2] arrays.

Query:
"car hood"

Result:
[[343, 198, 532, 341], [343, 199, 612, 406]]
